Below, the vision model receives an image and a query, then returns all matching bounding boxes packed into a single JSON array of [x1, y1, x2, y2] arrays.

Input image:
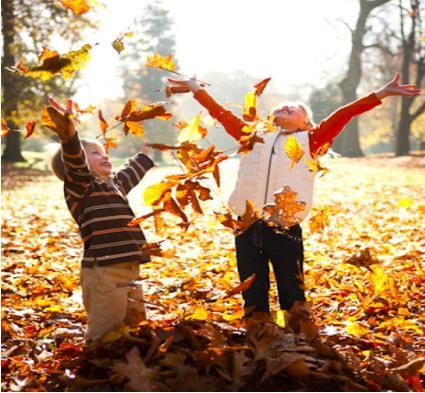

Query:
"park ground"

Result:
[[1, 154, 425, 391]]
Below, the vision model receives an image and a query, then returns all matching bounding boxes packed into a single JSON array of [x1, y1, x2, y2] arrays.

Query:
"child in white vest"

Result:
[[167, 74, 420, 328]]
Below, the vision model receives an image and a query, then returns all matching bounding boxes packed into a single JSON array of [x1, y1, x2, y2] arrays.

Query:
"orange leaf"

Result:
[[128, 209, 164, 227], [98, 110, 109, 134], [237, 132, 265, 154], [125, 121, 144, 136], [1, 118, 11, 137], [227, 274, 256, 296], [120, 99, 137, 120], [303, 158, 329, 177], [253, 77, 271, 96], [24, 121, 36, 139], [263, 186, 306, 228], [284, 135, 304, 169], [60, 0, 92, 14], [103, 137, 118, 154]]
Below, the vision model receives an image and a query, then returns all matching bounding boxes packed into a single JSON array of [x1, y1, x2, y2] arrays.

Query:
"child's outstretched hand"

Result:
[[44, 97, 76, 143], [166, 76, 201, 96], [376, 73, 421, 100]]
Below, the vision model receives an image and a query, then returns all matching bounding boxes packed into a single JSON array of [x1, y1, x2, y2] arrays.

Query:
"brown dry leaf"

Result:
[[112, 347, 161, 391], [284, 135, 304, 169], [143, 181, 177, 207], [308, 207, 331, 233], [344, 248, 380, 271], [227, 274, 256, 297], [238, 131, 265, 154], [128, 209, 164, 227], [253, 77, 272, 96]]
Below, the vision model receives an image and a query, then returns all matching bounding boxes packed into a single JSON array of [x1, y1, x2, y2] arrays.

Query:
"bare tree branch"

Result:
[[411, 100, 425, 120]]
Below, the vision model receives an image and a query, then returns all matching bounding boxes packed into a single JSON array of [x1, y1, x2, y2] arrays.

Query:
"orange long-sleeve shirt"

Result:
[[193, 89, 382, 155]]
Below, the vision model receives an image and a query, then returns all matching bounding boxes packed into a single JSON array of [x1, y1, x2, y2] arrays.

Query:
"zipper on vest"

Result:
[[264, 133, 282, 205]]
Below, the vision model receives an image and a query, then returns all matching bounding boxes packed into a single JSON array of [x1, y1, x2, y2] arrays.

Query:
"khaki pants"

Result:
[[80, 262, 146, 342]]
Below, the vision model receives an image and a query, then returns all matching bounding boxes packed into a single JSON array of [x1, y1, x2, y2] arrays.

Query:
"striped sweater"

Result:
[[62, 133, 154, 266]]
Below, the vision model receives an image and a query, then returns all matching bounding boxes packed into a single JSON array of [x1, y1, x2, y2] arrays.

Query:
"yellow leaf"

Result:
[[24, 44, 92, 81], [143, 181, 176, 206], [303, 158, 329, 177], [125, 121, 144, 136], [345, 321, 369, 337], [397, 197, 413, 208], [187, 306, 209, 321], [274, 309, 286, 328], [223, 309, 245, 321], [284, 135, 304, 169], [242, 90, 257, 122], [60, 0, 91, 15], [177, 112, 207, 143], [146, 53, 175, 71]]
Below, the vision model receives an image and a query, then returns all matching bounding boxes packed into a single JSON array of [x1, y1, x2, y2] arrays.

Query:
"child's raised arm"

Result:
[[309, 73, 421, 155], [45, 99, 91, 199], [115, 146, 155, 195], [167, 77, 247, 141]]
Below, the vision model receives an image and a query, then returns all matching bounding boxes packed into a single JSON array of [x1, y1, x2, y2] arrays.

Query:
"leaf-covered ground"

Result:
[[2, 155, 425, 392]]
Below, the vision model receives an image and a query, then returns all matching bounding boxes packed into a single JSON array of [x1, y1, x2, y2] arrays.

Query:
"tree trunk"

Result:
[[2, 0, 25, 162], [336, 0, 390, 157], [395, 108, 412, 155]]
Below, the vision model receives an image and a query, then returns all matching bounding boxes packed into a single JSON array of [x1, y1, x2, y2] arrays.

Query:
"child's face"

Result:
[[272, 104, 307, 131], [84, 142, 113, 177]]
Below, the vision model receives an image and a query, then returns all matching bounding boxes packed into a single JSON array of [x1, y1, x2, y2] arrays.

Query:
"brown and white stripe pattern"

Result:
[[61, 133, 154, 267]]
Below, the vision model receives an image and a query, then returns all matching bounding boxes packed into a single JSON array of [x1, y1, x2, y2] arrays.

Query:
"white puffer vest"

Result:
[[228, 130, 316, 224]]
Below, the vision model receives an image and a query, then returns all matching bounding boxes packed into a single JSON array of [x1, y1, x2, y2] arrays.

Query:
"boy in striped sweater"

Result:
[[48, 99, 155, 342]]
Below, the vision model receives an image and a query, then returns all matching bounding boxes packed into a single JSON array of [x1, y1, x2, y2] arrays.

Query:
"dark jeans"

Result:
[[235, 221, 305, 313]]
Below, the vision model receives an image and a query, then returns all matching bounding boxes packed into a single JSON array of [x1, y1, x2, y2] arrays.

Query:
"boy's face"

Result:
[[84, 142, 112, 177], [272, 104, 307, 131]]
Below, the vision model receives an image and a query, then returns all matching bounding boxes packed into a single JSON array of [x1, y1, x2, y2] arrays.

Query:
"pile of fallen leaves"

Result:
[[2, 156, 425, 391]]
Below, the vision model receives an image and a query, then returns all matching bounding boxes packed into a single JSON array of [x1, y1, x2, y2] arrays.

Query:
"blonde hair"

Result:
[[50, 139, 97, 181]]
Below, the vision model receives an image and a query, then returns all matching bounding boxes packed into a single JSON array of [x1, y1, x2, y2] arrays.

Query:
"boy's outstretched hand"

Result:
[[375, 73, 422, 100], [44, 97, 76, 143]]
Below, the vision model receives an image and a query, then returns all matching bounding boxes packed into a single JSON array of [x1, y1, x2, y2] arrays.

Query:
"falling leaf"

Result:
[[308, 207, 330, 233], [344, 248, 380, 271], [284, 136, 304, 169], [177, 113, 208, 144], [24, 121, 36, 139], [40, 106, 70, 134], [2, 118, 11, 137], [253, 77, 271, 96], [103, 137, 118, 154], [146, 53, 175, 71], [98, 110, 109, 134], [237, 132, 265, 154], [303, 158, 329, 177], [128, 209, 164, 227], [242, 90, 257, 122], [11, 45, 92, 81], [226, 274, 256, 296], [112, 32, 133, 54], [263, 186, 306, 228], [59, 0, 93, 15], [143, 181, 176, 206]]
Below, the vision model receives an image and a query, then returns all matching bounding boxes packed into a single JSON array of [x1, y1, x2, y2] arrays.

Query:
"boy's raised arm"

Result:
[[115, 150, 155, 195], [309, 73, 421, 155], [167, 77, 247, 141], [45, 99, 91, 198]]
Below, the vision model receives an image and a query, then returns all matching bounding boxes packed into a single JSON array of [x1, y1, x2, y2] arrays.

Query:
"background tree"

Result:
[[394, 0, 425, 155], [335, 0, 391, 157], [120, 0, 177, 161], [1, 0, 95, 162]]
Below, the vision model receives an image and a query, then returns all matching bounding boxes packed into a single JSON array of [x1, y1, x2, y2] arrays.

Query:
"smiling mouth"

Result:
[[101, 162, 112, 168]]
